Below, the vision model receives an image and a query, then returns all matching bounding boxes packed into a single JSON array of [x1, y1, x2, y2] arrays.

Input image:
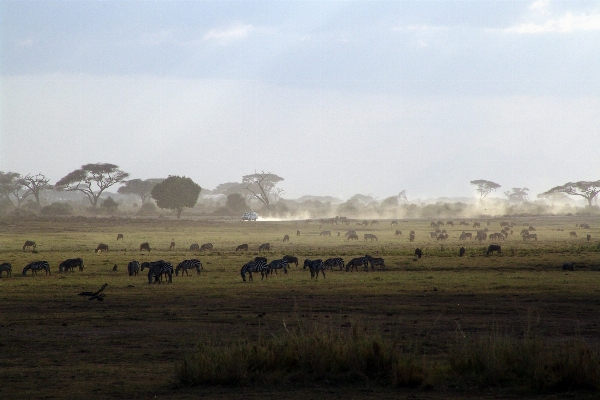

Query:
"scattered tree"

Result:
[[151, 175, 201, 218], [21, 174, 52, 205], [41, 202, 73, 216], [0, 171, 31, 208], [470, 179, 501, 201], [117, 178, 163, 204], [242, 172, 284, 210], [55, 163, 129, 208], [100, 196, 119, 211], [505, 187, 529, 204], [225, 193, 249, 214], [541, 180, 600, 207], [381, 196, 399, 208], [536, 191, 571, 206]]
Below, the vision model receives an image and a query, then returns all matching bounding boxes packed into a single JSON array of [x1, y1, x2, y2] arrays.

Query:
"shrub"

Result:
[[41, 202, 73, 216], [137, 202, 158, 216]]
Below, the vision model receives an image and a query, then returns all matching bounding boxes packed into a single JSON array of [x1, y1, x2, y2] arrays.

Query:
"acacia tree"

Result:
[[398, 190, 408, 202], [242, 171, 284, 210], [0, 171, 32, 208], [536, 191, 570, 206], [55, 163, 129, 208], [22, 173, 52, 205], [505, 187, 529, 204], [470, 179, 501, 201], [151, 175, 201, 218], [541, 180, 600, 207], [117, 178, 164, 204]]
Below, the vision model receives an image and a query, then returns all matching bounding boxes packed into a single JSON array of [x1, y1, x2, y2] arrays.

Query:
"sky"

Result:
[[1, 0, 599, 202]]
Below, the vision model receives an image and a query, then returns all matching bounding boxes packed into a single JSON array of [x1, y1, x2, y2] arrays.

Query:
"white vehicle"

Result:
[[242, 211, 258, 221]]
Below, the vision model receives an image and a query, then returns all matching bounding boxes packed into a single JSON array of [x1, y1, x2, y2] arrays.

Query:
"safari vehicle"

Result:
[[241, 211, 258, 221]]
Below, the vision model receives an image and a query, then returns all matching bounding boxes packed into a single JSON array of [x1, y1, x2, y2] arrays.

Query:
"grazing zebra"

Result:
[[486, 244, 501, 255], [459, 221, 469, 226], [200, 243, 213, 251], [473, 222, 481, 228], [240, 260, 268, 282], [446, 221, 454, 226], [95, 243, 109, 253], [22, 261, 51, 276], [303, 259, 325, 279], [347, 233, 359, 241], [190, 243, 200, 252], [346, 257, 367, 272], [59, 258, 84, 273], [459, 232, 472, 240], [23, 240, 36, 251], [142, 260, 173, 284], [258, 243, 270, 252], [459, 247, 466, 257], [127, 260, 140, 276], [140, 242, 151, 252], [282, 255, 298, 267], [176, 259, 203, 276], [117, 234, 124, 241], [236, 244, 249, 251], [0, 262, 12, 278], [523, 233, 537, 241], [169, 241, 175, 250], [344, 230, 357, 237], [323, 257, 345, 271], [364, 233, 378, 242], [364, 255, 385, 271], [283, 234, 290, 242], [268, 259, 289, 275], [320, 230, 331, 236], [436, 233, 449, 241], [414, 248, 422, 259]]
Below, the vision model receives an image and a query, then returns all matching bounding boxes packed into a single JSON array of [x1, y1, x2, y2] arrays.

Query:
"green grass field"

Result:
[[1, 215, 599, 399]]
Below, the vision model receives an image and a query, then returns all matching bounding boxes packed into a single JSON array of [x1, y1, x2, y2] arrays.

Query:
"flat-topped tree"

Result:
[[0, 171, 31, 208], [470, 179, 501, 202], [505, 187, 529, 204], [22, 174, 52, 205], [55, 163, 129, 208], [117, 178, 164, 204], [541, 180, 600, 207], [150, 175, 201, 218]]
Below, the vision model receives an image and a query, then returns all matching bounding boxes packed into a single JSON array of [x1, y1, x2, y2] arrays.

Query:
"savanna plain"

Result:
[[1, 215, 599, 400]]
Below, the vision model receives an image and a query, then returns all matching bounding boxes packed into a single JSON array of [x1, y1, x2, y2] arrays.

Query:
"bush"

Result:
[[41, 202, 73, 216], [137, 202, 158, 216], [100, 196, 119, 211]]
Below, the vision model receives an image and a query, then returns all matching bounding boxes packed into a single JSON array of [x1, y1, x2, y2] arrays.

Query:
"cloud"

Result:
[[203, 23, 256, 44], [503, 1, 600, 34]]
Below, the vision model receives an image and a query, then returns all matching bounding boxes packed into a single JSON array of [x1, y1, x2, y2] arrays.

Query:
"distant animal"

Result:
[[459, 247, 466, 257], [347, 233, 359, 241], [459, 221, 469, 226], [528, 226, 536, 231], [283, 234, 290, 242], [459, 232, 472, 240], [562, 262, 574, 271], [268, 259, 289, 275], [112, 264, 118, 271], [258, 243, 270, 252], [473, 222, 481, 228], [486, 244, 501, 255], [127, 260, 140, 276], [364, 255, 385, 271], [323, 257, 345, 271], [520, 229, 529, 235], [364, 233, 378, 242], [395, 230, 403, 236], [200, 243, 214, 251], [190, 243, 200, 252], [371, 220, 378, 225], [117, 234, 124, 241], [569, 231, 577, 238], [346, 257, 368, 272], [391, 220, 398, 226], [22, 261, 50, 276], [409, 233, 415, 242], [296, 230, 301, 236], [0, 262, 12, 278], [414, 248, 422, 259], [236, 244, 249, 251], [500, 222, 510, 227], [139, 242, 151, 252], [176, 259, 203, 276], [579, 223, 591, 229], [23, 240, 36, 251], [95, 243, 109, 253], [446, 221, 454, 226], [303, 259, 326, 279], [169, 241, 175, 250], [319, 230, 331, 236], [587, 234, 592, 241], [282, 255, 298, 267], [59, 258, 84, 273], [436, 233, 448, 241], [523, 233, 537, 241], [254, 256, 268, 264]]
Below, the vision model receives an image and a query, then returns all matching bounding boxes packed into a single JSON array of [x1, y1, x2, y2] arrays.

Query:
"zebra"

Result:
[[95, 243, 109, 253], [347, 233, 359, 241], [236, 244, 249, 251], [268, 259, 288, 275], [190, 243, 200, 252], [169, 241, 175, 250], [319, 230, 331, 236], [142, 260, 173, 284], [364, 234, 378, 242], [364, 255, 385, 271], [23, 240, 36, 251], [283, 234, 290, 242], [140, 242, 151, 252], [258, 243, 270, 252], [59, 258, 84, 273], [127, 260, 140, 276], [282, 255, 298, 267], [176, 259, 203, 276], [323, 257, 344, 271], [0, 262, 12, 278], [22, 261, 51, 276], [200, 243, 214, 251], [240, 260, 268, 282], [303, 259, 325, 279], [346, 257, 367, 272]]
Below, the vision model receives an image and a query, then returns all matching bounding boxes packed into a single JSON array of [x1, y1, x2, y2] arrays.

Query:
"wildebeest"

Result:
[[169, 241, 175, 250], [200, 243, 214, 251], [117, 233, 124, 241], [391, 220, 398, 226], [395, 230, 402, 235], [140, 242, 151, 252], [95, 243, 109, 253], [486, 244, 501, 255], [562, 262, 574, 271], [459, 247, 466, 257], [587, 234, 592, 241], [296, 230, 301, 236], [578, 223, 591, 229], [0, 262, 12, 278], [569, 231, 577, 238], [473, 222, 481, 228], [282, 255, 298, 267], [347, 233, 359, 241], [409, 233, 415, 242], [112, 264, 118, 271], [283, 234, 290, 242], [236, 244, 249, 251], [59, 258, 84, 273], [127, 260, 140, 276], [414, 248, 422, 259], [364, 233, 378, 242], [258, 243, 270, 252], [320, 230, 331, 236], [190, 243, 200, 252], [23, 240, 36, 251]]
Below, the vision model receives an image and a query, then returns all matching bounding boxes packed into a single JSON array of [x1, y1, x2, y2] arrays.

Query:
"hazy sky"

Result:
[[1, 1, 599, 201]]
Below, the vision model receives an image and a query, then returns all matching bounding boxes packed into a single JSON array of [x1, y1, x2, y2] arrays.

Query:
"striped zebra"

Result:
[[364, 255, 385, 271], [176, 259, 203, 276], [303, 259, 326, 279], [240, 260, 268, 282], [22, 261, 51, 276], [59, 258, 84, 273], [346, 257, 367, 272], [127, 260, 140, 276], [141, 260, 173, 284], [268, 259, 288, 275], [190, 243, 200, 252], [258, 243, 271, 252], [323, 257, 345, 271], [282, 255, 298, 267], [0, 262, 12, 278]]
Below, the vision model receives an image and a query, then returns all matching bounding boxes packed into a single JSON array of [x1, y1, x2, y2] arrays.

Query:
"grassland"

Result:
[[1, 215, 599, 399]]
